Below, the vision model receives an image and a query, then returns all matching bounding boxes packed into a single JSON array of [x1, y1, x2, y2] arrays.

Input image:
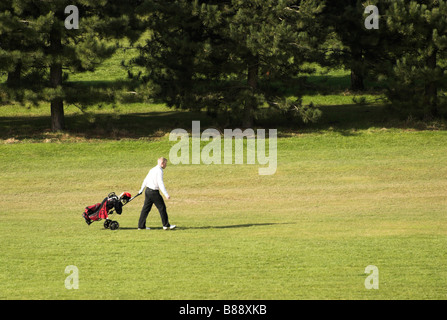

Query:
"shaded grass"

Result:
[[4, 57, 443, 143], [2, 100, 446, 143], [1, 51, 395, 141]]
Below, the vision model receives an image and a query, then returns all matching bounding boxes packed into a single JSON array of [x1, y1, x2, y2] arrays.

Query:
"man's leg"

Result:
[[153, 192, 170, 227], [138, 189, 153, 229]]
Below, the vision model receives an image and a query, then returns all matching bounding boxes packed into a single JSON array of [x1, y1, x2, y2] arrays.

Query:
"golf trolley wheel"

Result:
[[104, 220, 111, 229], [110, 221, 119, 230]]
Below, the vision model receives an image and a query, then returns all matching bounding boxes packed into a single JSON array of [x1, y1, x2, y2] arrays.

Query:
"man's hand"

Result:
[[167, 196, 171, 200]]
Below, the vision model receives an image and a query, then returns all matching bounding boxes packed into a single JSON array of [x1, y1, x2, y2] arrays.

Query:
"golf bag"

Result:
[[83, 192, 132, 229]]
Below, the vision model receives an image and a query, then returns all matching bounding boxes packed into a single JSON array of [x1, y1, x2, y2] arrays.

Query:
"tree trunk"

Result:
[[243, 56, 259, 128], [6, 61, 22, 87], [424, 50, 438, 117], [350, 49, 365, 91], [50, 74, 65, 131], [350, 68, 364, 91], [49, 25, 65, 131]]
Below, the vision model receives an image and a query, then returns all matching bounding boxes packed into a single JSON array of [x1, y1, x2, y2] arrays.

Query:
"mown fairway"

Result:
[[1, 128, 446, 299]]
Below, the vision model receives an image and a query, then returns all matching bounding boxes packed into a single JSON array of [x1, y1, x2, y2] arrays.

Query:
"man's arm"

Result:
[[157, 169, 170, 199], [139, 173, 148, 194]]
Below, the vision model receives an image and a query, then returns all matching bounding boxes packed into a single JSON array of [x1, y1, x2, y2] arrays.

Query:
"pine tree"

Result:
[[134, 0, 327, 127], [132, 0, 209, 112], [0, 0, 47, 92], [322, 1, 394, 91], [218, 0, 327, 127], [0, 0, 140, 131], [382, 0, 447, 118]]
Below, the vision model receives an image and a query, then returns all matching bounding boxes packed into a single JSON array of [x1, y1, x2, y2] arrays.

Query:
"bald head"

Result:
[[158, 157, 167, 169]]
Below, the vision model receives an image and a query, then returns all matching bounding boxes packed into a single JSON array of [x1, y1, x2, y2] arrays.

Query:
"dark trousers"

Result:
[[138, 188, 169, 228]]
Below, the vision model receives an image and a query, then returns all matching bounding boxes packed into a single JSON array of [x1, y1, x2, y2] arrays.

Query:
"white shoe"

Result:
[[138, 227, 150, 230], [163, 225, 176, 230]]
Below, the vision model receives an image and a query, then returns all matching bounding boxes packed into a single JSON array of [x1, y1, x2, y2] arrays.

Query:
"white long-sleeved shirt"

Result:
[[139, 165, 169, 198]]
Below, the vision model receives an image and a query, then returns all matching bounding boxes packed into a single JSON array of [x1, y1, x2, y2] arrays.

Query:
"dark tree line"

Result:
[[1, 0, 446, 131]]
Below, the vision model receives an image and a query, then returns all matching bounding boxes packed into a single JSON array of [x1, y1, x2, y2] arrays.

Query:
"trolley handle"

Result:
[[108, 192, 142, 215]]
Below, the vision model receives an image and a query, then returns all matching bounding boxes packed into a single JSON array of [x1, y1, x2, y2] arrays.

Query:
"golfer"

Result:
[[138, 157, 176, 230]]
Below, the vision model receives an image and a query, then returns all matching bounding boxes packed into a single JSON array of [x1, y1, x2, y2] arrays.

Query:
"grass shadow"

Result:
[[118, 222, 292, 231], [180, 222, 292, 230], [1, 103, 445, 142], [0, 109, 214, 141], [1, 73, 446, 142]]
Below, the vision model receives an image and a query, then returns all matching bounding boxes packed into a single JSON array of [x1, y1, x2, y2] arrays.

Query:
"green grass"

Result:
[[0, 129, 446, 299], [1, 53, 446, 300]]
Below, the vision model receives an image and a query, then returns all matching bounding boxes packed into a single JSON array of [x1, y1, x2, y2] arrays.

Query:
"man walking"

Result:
[[138, 157, 176, 230]]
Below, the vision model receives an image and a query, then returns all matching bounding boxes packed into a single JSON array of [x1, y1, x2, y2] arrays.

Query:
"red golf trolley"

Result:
[[82, 192, 140, 230]]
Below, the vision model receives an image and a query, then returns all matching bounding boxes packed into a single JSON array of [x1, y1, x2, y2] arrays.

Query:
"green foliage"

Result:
[[2, 0, 447, 128], [0, 0, 142, 129], [132, 0, 327, 127], [322, 1, 386, 91], [380, 0, 447, 118]]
